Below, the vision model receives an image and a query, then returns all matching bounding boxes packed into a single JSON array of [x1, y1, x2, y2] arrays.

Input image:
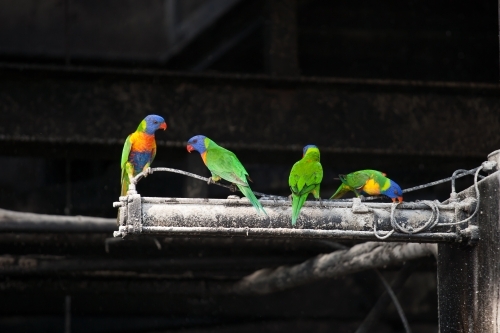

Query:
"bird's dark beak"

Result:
[[186, 144, 194, 153], [160, 122, 167, 130]]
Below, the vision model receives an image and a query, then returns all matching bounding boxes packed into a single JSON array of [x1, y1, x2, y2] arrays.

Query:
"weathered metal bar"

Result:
[[113, 193, 475, 243], [0, 208, 116, 233], [231, 242, 437, 295], [443, 171, 500, 331], [437, 168, 500, 332]]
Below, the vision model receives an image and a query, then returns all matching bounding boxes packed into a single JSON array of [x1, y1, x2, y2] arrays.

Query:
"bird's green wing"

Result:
[[289, 157, 323, 225], [368, 170, 389, 186], [289, 159, 323, 196], [205, 147, 249, 186], [330, 183, 352, 199], [120, 135, 133, 195], [121, 135, 132, 179], [342, 170, 371, 189]]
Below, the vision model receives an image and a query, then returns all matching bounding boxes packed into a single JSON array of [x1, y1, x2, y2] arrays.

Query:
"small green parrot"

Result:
[[330, 169, 403, 202], [288, 145, 323, 226], [186, 135, 267, 215]]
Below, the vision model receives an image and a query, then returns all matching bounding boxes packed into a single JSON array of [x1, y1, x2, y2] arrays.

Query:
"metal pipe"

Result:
[[0, 208, 116, 233], [136, 226, 460, 242], [114, 195, 469, 242]]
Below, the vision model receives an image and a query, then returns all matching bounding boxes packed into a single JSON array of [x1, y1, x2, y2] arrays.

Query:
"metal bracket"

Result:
[[460, 225, 479, 246], [352, 198, 371, 214]]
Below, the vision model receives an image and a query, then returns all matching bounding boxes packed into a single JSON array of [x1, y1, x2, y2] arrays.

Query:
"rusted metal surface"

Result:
[[1, 64, 500, 157]]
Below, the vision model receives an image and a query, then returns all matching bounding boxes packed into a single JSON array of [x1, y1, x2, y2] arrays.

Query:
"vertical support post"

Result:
[[64, 295, 71, 333], [127, 194, 142, 234], [264, 0, 300, 76], [437, 171, 500, 332]]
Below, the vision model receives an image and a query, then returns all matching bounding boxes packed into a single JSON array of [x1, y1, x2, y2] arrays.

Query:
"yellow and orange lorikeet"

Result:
[[330, 170, 403, 202], [120, 115, 166, 195]]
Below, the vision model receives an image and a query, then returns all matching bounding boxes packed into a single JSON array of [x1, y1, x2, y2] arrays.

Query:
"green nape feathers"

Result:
[[288, 145, 323, 226]]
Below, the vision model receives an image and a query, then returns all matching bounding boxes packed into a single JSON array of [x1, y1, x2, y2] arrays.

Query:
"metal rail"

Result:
[[113, 194, 478, 243]]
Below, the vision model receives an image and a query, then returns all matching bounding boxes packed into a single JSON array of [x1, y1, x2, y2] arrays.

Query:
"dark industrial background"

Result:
[[0, 0, 498, 332]]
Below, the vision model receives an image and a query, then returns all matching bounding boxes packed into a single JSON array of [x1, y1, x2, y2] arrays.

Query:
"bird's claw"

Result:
[[229, 184, 237, 192], [143, 167, 152, 178], [207, 178, 214, 185]]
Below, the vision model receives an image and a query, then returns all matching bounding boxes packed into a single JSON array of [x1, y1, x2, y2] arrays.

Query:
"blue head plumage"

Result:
[[382, 180, 403, 202], [143, 115, 167, 135], [303, 144, 318, 156], [186, 135, 208, 154]]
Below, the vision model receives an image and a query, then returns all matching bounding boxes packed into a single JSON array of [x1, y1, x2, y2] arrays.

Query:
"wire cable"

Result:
[[403, 167, 484, 194], [438, 166, 483, 226], [131, 167, 288, 200], [373, 269, 412, 333]]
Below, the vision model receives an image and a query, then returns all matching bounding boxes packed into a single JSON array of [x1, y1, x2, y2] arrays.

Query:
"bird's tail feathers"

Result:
[[121, 173, 130, 196], [291, 193, 308, 226], [238, 185, 268, 216], [330, 183, 350, 199]]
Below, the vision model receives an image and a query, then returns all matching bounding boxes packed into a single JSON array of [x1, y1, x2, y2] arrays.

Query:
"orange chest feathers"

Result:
[[130, 132, 156, 152]]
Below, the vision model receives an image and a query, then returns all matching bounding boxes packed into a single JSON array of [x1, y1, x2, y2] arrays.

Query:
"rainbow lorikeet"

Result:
[[121, 115, 167, 196], [186, 135, 267, 215], [330, 170, 403, 202], [288, 145, 323, 226]]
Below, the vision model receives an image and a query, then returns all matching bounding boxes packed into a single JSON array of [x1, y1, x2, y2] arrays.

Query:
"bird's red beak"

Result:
[[160, 122, 167, 130], [392, 197, 403, 203], [186, 144, 194, 153]]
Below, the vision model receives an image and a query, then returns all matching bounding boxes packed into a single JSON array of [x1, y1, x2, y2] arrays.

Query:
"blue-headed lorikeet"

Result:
[[330, 169, 403, 202], [186, 135, 267, 215], [121, 115, 167, 195], [288, 145, 323, 226]]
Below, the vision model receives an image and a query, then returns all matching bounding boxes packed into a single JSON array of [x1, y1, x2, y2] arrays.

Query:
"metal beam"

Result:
[[437, 162, 500, 332], [0, 208, 116, 233], [113, 193, 477, 243], [1, 64, 500, 157]]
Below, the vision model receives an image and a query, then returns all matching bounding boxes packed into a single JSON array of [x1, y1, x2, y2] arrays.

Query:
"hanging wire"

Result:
[[373, 269, 412, 333], [374, 166, 484, 239]]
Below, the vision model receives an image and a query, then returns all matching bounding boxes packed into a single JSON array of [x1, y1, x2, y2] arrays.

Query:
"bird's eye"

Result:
[[192, 139, 198, 144], [154, 121, 158, 124]]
